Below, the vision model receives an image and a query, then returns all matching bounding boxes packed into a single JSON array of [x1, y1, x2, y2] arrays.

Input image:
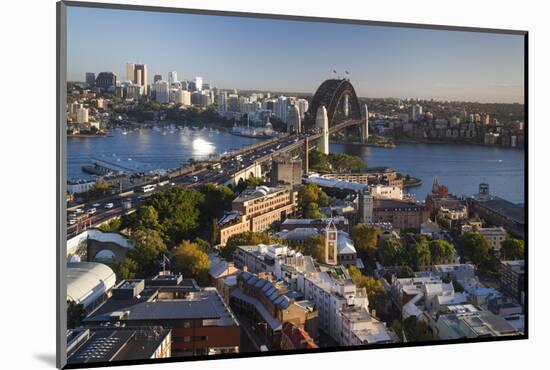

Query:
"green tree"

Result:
[[198, 183, 234, 224], [348, 266, 386, 313], [379, 239, 409, 266], [146, 188, 205, 245], [67, 300, 86, 329], [127, 228, 168, 277], [210, 218, 220, 246], [410, 242, 431, 269], [81, 181, 113, 202], [351, 224, 380, 263], [304, 202, 325, 219], [173, 240, 210, 284], [115, 258, 139, 281], [134, 205, 162, 233], [99, 218, 121, 232], [500, 238, 525, 260], [392, 316, 432, 342], [428, 240, 456, 264], [329, 153, 365, 172], [309, 150, 331, 173], [398, 266, 415, 278], [298, 183, 329, 216], [301, 234, 326, 262], [236, 173, 264, 193], [456, 232, 490, 266], [194, 238, 213, 253]]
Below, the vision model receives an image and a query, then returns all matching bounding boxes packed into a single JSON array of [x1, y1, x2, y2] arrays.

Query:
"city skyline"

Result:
[[67, 7, 525, 104]]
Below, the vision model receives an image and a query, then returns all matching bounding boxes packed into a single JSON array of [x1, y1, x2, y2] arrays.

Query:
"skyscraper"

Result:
[[194, 76, 203, 91], [134, 64, 148, 95], [85, 72, 95, 87], [126, 62, 135, 81], [168, 71, 178, 86], [153, 74, 162, 83], [276, 96, 288, 123], [217, 91, 227, 115], [95, 72, 116, 90], [154, 80, 169, 103], [411, 104, 423, 121]]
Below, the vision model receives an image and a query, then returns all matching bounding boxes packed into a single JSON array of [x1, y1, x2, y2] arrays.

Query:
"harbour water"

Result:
[[67, 127, 263, 180], [68, 128, 525, 204], [332, 142, 525, 204]]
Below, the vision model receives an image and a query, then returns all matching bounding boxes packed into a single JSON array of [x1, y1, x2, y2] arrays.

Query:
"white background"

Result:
[[0, 0, 546, 368]]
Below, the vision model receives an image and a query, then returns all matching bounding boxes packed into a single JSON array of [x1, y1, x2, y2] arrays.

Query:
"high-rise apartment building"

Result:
[[154, 80, 169, 103], [76, 104, 89, 124], [134, 64, 148, 94], [126, 62, 135, 81], [95, 72, 116, 90], [217, 91, 227, 114], [194, 76, 203, 91], [168, 70, 178, 86], [85, 72, 95, 87]]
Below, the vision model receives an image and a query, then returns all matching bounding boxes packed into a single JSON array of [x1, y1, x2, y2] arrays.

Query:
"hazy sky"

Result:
[[67, 6, 525, 103]]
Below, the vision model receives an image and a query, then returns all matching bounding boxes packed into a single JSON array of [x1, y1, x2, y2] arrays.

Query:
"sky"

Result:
[[67, 6, 525, 103]]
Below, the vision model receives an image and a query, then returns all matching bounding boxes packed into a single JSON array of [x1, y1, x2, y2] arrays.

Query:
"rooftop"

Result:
[[67, 328, 171, 364], [373, 199, 427, 211], [234, 185, 288, 203], [470, 194, 525, 225]]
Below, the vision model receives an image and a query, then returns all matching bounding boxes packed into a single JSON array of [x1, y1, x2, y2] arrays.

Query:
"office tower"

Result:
[[276, 96, 288, 123], [126, 62, 135, 81], [217, 91, 227, 114], [85, 72, 95, 87], [153, 74, 162, 83], [227, 94, 239, 113], [134, 64, 148, 94], [154, 80, 169, 103], [411, 104, 423, 121], [315, 105, 329, 155], [194, 76, 203, 91], [168, 70, 177, 86], [95, 72, 116, 90], [287, 105, 301, 133]]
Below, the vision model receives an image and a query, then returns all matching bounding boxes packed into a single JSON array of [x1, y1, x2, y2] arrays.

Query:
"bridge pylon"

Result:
[[316, 105, 329, 154], [361, 104, 369, 143]]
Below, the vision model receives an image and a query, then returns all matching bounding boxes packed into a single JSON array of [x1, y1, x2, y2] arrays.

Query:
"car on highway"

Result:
[[92, 203, 101, 207], [74, 208, 83, 214], [88, 208, 97, 215], [104, 203, 114, 209]]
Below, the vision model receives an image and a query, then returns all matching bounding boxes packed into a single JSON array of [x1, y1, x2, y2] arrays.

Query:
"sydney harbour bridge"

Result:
[[275, 78, 369, 160]]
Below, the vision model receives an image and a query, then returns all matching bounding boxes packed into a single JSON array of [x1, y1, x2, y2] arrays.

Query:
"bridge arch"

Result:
[[305, 79, 362, 127]]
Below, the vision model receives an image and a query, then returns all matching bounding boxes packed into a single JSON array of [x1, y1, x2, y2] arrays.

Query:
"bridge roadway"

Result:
[[66, 119, 362, 239]]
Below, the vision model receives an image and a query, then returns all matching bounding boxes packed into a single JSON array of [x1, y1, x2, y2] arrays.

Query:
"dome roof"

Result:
[[67, 262, 116, 309]]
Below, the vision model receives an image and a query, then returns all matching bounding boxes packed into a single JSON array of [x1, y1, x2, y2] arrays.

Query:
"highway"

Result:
[[66, 120, 361, 239]]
